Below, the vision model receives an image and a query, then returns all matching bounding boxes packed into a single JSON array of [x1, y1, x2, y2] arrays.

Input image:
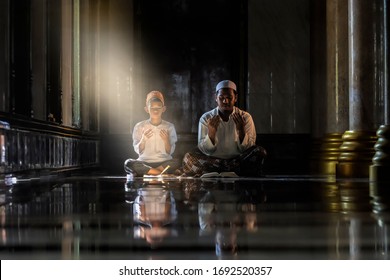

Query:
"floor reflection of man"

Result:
[[133, 185, 177, 248], [198, 189, 259, 259]]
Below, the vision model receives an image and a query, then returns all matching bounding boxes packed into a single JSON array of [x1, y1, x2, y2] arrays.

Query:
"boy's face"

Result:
[[145, 100, 166, 118], [215, 88, 237, 114]]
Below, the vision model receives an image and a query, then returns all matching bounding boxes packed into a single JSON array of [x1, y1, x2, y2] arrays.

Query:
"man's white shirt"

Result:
[[198, 106, 256, 159]]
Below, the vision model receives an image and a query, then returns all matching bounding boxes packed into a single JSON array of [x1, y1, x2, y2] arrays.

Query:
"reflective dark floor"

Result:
[[1, 174, 390, 260]]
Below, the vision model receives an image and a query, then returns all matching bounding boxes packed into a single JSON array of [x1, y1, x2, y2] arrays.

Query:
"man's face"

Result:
[[216, 88, 237, 114]]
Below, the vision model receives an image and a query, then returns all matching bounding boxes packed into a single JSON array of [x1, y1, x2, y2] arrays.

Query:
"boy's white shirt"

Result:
[[198, 106, 256, 159], [133, 119, 177, 162]]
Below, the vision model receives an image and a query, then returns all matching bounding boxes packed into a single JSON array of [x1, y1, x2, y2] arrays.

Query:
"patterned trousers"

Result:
[[182, 145, 267, 177]]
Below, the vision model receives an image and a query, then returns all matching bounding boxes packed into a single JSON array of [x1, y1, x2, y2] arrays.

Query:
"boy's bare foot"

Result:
[[147, 168, 162, 175]]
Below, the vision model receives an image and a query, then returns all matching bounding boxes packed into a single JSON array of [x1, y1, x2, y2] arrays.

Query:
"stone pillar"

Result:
[[326, 0, 349, 134], [370, 0, 390, 181], [314, 0, 349, 175], [337, 0, 379, 178]]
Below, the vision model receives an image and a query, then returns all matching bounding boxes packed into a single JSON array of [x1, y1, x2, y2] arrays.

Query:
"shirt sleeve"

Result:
[[198, 113, 217, 155], [168, 124, 177, 155], [237, 112, 256, 152], [132, 123, 144, 155]]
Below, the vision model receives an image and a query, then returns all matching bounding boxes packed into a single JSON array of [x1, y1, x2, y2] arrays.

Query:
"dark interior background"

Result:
[[0, 0, 317, 177], [133, 0, 244, 133]]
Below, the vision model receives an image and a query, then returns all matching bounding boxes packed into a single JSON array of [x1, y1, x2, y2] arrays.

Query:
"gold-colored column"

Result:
[[337, 131, 377, 178], [312, 133, 343, 175], [311, 0, 349, 175], [337, 0, 378, 178]]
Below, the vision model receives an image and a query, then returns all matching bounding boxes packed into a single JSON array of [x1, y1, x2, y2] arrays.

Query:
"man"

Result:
[[182, 80, 266, 177]]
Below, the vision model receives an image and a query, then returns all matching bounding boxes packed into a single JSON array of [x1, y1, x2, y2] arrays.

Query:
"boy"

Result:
[[124, 91, 180, 177]]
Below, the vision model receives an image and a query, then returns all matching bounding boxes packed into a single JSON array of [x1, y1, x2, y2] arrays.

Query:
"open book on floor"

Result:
[[200, 171, 239, 178]]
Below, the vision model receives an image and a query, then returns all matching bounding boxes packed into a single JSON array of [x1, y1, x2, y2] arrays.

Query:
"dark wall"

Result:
[[133, 0, 244, 133]]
